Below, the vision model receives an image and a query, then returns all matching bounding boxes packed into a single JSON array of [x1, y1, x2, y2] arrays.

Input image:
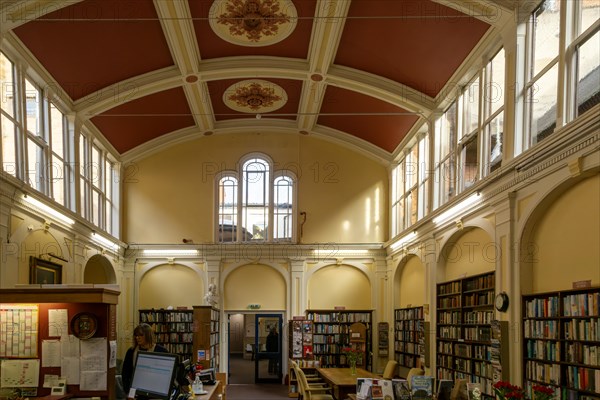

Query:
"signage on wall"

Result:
[[247, 304, 261, 309], [572, 280, 592, 289]]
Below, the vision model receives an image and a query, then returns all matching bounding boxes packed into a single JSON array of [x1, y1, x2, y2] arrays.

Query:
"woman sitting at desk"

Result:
[[122, 323, 168, 394]]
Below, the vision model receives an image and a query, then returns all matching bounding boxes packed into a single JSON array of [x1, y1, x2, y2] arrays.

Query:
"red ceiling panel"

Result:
[[13, 0, 174, 101], [207, 78, 302, 121], [335, 0, 490, 98], [91, 87, 195, 153], [318, 86, 420, 153], [190, 0, 316, 59]]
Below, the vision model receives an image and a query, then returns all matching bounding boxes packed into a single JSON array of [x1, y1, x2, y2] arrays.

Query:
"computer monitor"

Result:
[[130, 352, 179, 400]]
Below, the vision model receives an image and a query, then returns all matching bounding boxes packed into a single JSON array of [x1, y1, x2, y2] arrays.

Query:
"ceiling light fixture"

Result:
[[390, 231, 417, 251], [312, 249, 370, 256], [143, 249, 199, 256], [91, 232, 118, 250], [23, 194, 75, 225], [432, 193, 481, 225]]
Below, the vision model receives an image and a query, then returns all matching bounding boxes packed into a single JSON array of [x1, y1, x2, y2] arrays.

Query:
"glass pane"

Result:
[[218, 176, 238, 242], [487, 49, 505, 116], [92, 146, 101, 189], [243, 159, 269, 241], [487, 112, 504, 174], [51, 155, 64, 205], [580, 1, 600, 34], [50, 104, 64, 158], [405, 145, 418, 190], [106, 199, 112, 234], [439, 103, 457, 158], [80, 177, 86, 217], [92, 188, 101, 226], [391, 203, 398, 237], [25, 79, 42, 138], [408, 188, 418, 226], [1, 115, 16, 176], [398, 197, 405, 232], [273, 176, 292, 240], [532, 0, 560, 77], [79, 134, 87, 177], [529, 63, 559, 145], [105, 160, 112, 198], [27, 138, 44, 191], [0, 53, 16, 117], [575, 30, 600, 117], [437, 157, 455, 207], [418, 179, 429, 219], [460, 77, 480, 138], [460, 137, 478, 191]]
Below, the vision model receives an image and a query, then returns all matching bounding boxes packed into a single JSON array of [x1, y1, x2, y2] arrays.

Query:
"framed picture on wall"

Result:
[[29, 256, 62, 284]]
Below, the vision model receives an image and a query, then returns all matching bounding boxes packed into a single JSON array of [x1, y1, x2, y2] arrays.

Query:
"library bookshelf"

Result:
[[192, 305, 220, 371], [436, 271, 495, 398], [522, 286, 599, 400], [138, 308, 194, 360], [306, 309, 373, 370], [394, 306, 424, 369]]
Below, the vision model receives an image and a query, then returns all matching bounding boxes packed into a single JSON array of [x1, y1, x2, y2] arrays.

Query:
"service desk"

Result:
[[194, 381, 221, 400], [316, 368, 380, 400]]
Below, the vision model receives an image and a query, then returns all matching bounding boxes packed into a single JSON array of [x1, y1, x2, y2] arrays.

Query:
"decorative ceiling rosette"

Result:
[[223, 80, 288, 113], [209, 0, 298, 46]]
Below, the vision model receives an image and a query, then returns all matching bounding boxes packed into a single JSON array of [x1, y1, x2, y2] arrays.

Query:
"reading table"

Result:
[[316, 367, 380, 400]]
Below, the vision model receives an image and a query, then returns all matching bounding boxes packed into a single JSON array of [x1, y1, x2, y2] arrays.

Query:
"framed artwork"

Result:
[[29, 256, 62, 284]]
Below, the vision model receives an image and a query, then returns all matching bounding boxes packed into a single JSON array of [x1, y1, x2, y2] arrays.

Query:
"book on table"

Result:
[[392, 379, 411, 400], [411, 375, 434, 400]]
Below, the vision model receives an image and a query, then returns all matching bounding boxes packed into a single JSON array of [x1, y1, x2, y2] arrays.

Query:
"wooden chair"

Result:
[[290, 360, 321, 381], [382, 360, 398, 380], [295, 366, 334, 400]]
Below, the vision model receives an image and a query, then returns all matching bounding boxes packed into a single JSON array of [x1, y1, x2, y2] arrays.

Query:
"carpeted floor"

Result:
[[226, 354, 288, 398]]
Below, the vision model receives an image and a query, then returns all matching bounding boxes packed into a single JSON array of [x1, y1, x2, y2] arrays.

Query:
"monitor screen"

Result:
[[131, 352, 178, 400]]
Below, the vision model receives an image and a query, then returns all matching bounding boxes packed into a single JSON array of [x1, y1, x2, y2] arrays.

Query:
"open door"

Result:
[[254, 314, 282, 383]]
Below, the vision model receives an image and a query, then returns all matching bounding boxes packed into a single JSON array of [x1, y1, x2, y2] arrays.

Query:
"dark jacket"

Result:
[[266, 332, 279, 352], [121, 344, 168, 394]]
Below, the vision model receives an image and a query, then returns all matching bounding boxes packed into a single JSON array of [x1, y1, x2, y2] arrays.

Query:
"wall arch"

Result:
[[393, 254, 426, 309], [222, 262, 287, 311], [519, 173, 600, 294], [307, 263, 372, 309], [83, 254, 116, 284], [137, 262, 205, 309]]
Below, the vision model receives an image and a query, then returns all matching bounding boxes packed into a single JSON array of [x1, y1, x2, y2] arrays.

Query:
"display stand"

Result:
[[0, 288, 119, 399]]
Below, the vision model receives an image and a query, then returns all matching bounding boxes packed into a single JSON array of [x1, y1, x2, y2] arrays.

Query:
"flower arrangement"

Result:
[[493, 381, 526, 400], [532, 384, 555, 400], [342, 347, 362, 364]]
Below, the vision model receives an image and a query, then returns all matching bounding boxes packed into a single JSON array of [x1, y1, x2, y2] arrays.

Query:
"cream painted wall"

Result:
[[307, 264, 371, 309], [20, 230, 64, 284], [138, 264, 204, 309], [394, 256, 426, 308], [531, 174, 600, 292], [123, 134, 387, 244], [441, 228, 495, 282], [224, 264, 286, 310]]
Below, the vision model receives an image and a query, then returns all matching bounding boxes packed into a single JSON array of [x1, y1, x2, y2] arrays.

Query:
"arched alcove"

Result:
[[84, 254, 116, 285], [394, 255, 426, 309], [139, 264, 204, 309], [437, 227, 495, 282], [223, 263, 286, 310], [308, 264, 371, 309], [520, 174, 600, 294]]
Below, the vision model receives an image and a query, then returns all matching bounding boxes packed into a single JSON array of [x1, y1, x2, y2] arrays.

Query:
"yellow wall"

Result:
[[139, 264, 204, 308], [224, 264, 286, 310], [395, 255, 426, 308], [441, 228, 495, 282], [531, 174, 600, 292], [308, 264, 371, 309], [123, 134, 387, 244]]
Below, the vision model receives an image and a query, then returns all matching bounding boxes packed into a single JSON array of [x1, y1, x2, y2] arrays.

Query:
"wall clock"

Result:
[[495, 292, 509, 312], [71, 312, 98, 339]]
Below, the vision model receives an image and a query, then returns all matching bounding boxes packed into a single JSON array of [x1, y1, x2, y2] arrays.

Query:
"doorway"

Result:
[[227, 312, 283, 384]]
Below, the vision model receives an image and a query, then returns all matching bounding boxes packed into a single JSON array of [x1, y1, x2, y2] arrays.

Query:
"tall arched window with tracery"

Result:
[[216, 154, 296, 243]]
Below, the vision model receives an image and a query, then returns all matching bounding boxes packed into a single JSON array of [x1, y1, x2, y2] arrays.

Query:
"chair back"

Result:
[[406, 367, 425, 388], [382, 360, 398, 379]]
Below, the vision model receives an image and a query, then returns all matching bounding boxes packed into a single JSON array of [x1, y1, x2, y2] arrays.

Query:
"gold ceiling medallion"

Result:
[[209, 0, 297, 47], [223, 80, 287, 113]]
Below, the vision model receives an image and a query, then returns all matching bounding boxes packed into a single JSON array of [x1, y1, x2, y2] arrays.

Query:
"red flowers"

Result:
[[532, 384, 555, 400], [493, 381, 526, 400]]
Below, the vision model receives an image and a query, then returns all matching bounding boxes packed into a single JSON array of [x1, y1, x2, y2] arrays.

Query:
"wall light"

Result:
[[91, 232, 118, 250], [312, 249, 370, 255], [23, 194, 75, 225], [390, 231, 417, 251], [432, 193, 481, 225], [142, 249, 199, 256]]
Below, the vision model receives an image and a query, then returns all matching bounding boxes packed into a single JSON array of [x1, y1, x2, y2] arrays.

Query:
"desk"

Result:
[[316, 368, 380, 400], [194, 382, 221, 400]]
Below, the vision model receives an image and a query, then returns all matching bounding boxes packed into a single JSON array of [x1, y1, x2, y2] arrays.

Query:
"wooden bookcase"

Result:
[[349, 322, 367, 368], [305, 309, 373, 370], [0, 288, 119, 399], [192, 305, 220, 371], [394, 306, 424, 369], [436, 271, 495, 398], [522, 286, 599, 400], [138, 308, 194, 360]]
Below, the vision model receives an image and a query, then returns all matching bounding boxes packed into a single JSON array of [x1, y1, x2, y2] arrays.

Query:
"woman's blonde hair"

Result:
[[133, 323, 156, 347]]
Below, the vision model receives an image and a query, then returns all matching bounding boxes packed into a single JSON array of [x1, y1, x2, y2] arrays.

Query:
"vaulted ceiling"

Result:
[[2, 0, 515, 163]]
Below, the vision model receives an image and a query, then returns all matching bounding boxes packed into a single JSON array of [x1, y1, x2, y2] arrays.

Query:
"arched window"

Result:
[[216, 154, 296, 242]]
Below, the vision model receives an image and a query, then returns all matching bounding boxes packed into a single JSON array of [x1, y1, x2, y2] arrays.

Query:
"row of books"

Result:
[[464, 327, 491, 341], [565, 366, 600, 392], [563, 293, 600, 317], [139, 310, 193, 322], [462, 274, 495, 291], [525, 360, 561, 385], [155, 332, 193, 343], [525, 339, 560, 361], [563, 318, 600, 341], [438, 281, 461, 295], [395, 308, 424, 320], [438, 297, 461, 309], [159, 342, 192, 355], [524, 296, 560, 318], [395, 320, 423, 331], [395, 341, 423, 354], [306, 312, 371, 323], [312, 343, 341, 353], [313, 324, 352, 333], [438, 311, 461, 324], [395, 331, 422, 342], [149, 322, 194, 333], [462, 292, 494, 307], [463, 311, 494, 325], [564, 343, 599, 366], [523, 320, 559, 339], [313, 333, 342, 343]]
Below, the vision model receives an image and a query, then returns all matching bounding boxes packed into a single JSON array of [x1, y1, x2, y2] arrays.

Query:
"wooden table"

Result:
[[316, 368, 380, 400], [195, 382, 222, 400]]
